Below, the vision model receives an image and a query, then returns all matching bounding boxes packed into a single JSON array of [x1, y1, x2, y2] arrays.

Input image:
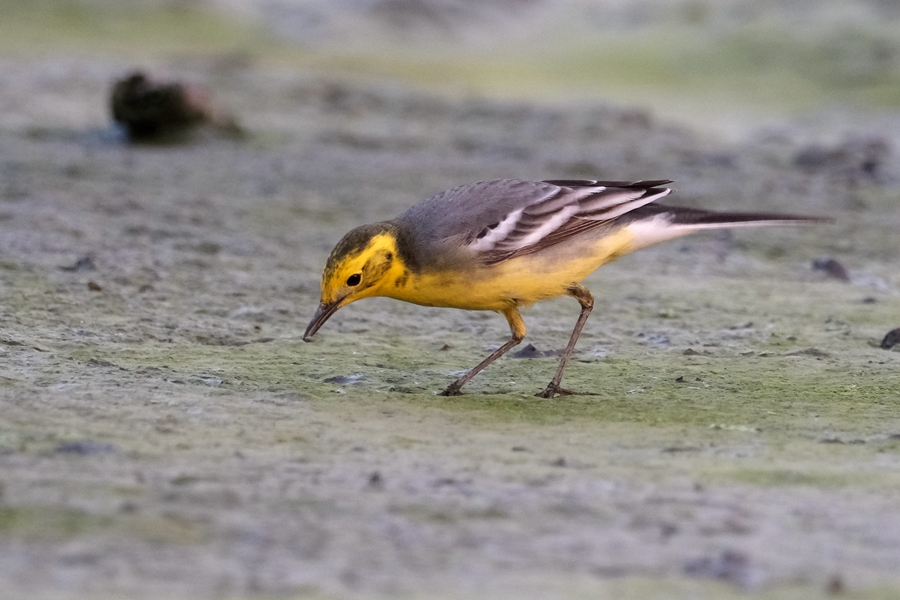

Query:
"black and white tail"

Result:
[[621, 201, 832, 251]]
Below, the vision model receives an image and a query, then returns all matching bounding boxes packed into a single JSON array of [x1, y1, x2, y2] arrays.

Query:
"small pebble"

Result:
[[367, 471, 384, 490], [812, 258, 850, 282], [512, 344, 562, 358], [60, 256, 95, 272]]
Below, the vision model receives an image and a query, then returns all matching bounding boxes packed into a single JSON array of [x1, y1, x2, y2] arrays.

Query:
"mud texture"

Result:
[[2, 2, 900, 599]]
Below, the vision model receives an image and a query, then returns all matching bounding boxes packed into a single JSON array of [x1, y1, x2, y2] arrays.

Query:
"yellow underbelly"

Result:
[[387, 228, 635, 311]]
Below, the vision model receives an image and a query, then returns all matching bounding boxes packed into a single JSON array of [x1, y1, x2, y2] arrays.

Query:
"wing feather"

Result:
[[395, 178, 827, 270], [524, 185, 606, 215], [470, 208, 524, 250], [476, 181, 673, 255]]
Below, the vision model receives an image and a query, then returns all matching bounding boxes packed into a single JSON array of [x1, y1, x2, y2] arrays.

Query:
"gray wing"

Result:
[[396, 178, 672, 256], [396, 179, 560, 244]]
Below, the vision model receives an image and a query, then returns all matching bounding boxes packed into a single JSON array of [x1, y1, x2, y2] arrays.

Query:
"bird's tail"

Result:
[[622, 204, 832, 251]]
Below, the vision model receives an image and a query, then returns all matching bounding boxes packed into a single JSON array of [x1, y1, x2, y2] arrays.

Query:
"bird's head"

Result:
[[303, 222, 404, 341]]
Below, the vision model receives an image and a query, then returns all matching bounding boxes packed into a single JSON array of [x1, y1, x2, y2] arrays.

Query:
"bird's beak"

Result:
[[303, 300, 342, 342]]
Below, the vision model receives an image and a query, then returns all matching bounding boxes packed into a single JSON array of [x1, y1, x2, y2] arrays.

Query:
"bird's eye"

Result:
[[346, 273, 361, 286]]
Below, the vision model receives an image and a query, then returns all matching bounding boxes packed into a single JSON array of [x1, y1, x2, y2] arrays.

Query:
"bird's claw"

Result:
[[536, 384, 575, 398]]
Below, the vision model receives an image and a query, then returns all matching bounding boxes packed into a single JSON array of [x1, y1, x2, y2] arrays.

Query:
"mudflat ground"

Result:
[[1, 1, 900, 599]]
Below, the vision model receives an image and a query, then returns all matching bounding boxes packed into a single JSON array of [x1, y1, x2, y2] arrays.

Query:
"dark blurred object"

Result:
[[511, 343, 562, 358], [812, 257, 850, 282], [881, 328, 900, 350], [111, 71, 242, 141], [59, 256, 95, 272], [794, 136, 891, 183], [684, 550, 754, 587], [55, 440, 120, 455]]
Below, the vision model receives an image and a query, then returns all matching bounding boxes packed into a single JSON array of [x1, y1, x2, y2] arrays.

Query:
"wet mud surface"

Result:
[[1, 36, 900, 600]]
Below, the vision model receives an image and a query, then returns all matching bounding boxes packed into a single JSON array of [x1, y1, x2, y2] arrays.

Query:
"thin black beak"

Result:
[[303, 301, 342, 342]]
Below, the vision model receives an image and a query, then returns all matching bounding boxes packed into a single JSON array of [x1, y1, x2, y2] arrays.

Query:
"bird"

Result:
[[303, 179, 829, 398]]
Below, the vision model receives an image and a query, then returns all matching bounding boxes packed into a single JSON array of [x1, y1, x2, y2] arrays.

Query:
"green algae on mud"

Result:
[[1, 16, 899, 594], [0, 505, 208, 544], [0, 0, 290, 58], [58, 304, 899, 476], [287, 23, 900, 137], [63, 331, 898, 427], [54, 256, 899, 439]]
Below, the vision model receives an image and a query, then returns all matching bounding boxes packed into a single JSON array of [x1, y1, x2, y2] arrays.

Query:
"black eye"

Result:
[[346, 273, 361, 286]]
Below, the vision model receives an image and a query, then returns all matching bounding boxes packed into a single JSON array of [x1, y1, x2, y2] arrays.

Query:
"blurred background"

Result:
[[3, 0, 900, 138], [2, 2, 900, 599]]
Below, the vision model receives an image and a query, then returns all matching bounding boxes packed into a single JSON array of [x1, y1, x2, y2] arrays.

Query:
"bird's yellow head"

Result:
[[303, 222, 406, 341]]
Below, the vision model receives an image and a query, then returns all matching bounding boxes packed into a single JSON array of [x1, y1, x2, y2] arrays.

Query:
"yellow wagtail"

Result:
[[304, 179, 828, 397]]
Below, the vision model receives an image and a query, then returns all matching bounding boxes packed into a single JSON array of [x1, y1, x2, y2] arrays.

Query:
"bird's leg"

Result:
[[537, 283, 594, 398], [440, 307, 525, 396]]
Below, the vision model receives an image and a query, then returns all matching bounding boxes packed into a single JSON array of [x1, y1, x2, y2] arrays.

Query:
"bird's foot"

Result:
[[439, 383, 464, 396], [535, 383, 575, 398]]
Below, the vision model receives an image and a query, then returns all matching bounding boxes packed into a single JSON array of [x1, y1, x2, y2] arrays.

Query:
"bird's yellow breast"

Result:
[[385, 228, 636, 311]]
